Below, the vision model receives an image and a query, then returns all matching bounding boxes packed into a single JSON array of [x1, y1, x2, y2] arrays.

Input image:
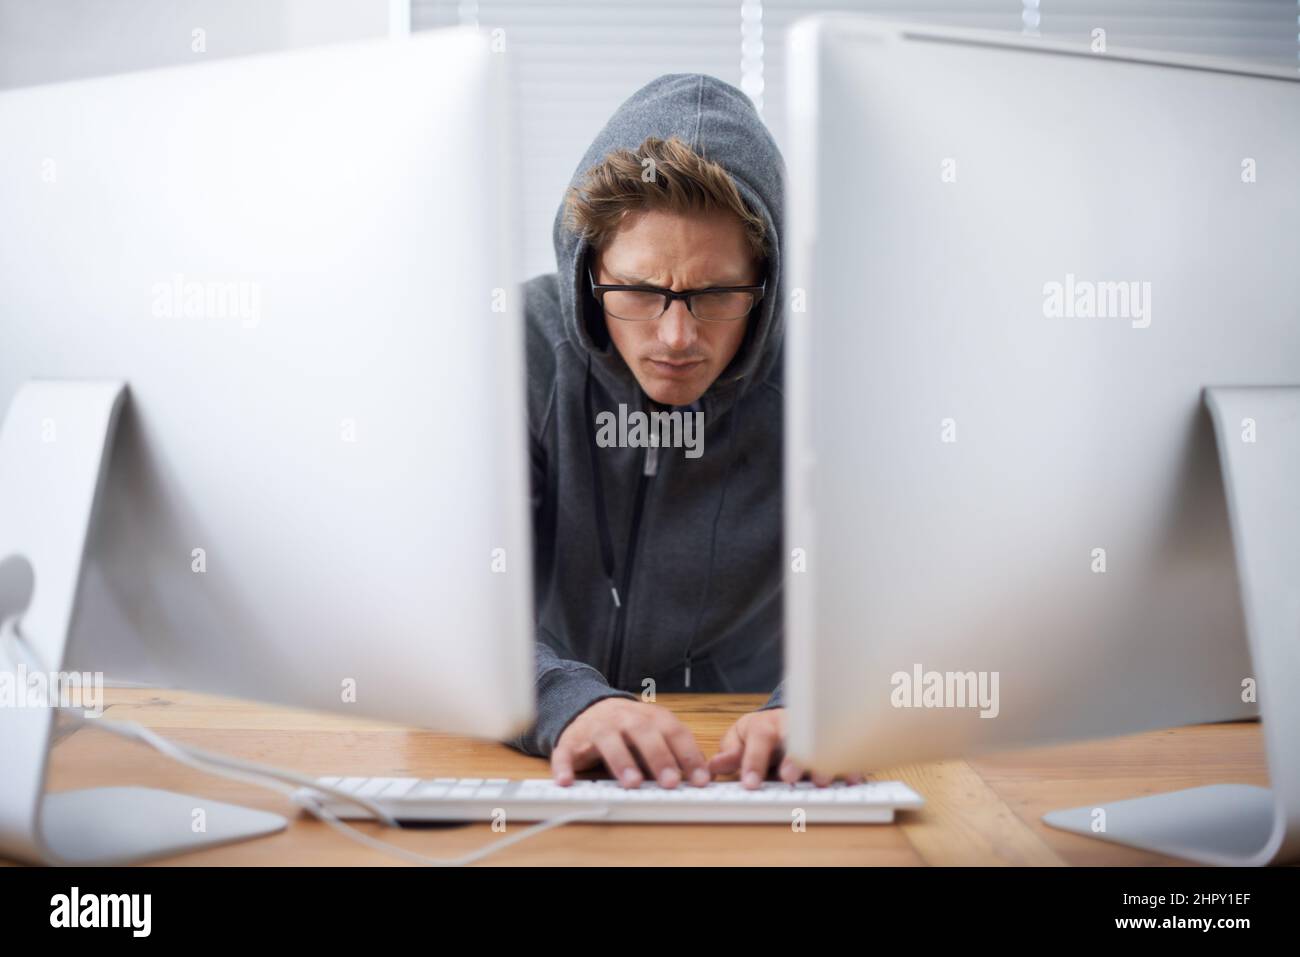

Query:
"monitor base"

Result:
[[1044, 784, 1276, 866], [0, 381, 285, 865], [1044, 387, 1300, 865], [41, 786, 287, 866]]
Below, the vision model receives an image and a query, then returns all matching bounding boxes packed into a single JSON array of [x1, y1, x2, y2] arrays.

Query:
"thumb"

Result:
[[708, 723, 745, 775]]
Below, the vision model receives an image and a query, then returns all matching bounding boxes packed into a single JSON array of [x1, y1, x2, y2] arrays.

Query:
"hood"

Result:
[[552, 73, 787, 406]]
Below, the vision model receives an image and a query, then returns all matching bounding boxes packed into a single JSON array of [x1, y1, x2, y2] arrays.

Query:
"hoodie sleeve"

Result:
[[503, 382, 638, 758], [506, 633, 638, 757], [757, 678, 785, 711]]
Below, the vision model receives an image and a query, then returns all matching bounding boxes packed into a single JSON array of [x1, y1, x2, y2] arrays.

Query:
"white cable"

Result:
[[293, 791, 610, 867], [13, 622, 604, 865], [61, 710, 610, 866], [1, 614, 42, 674], [62, 711, 400, 825]]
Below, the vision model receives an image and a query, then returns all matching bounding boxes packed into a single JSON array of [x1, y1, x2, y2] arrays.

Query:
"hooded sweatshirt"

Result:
[[506, 73, 786, 758]]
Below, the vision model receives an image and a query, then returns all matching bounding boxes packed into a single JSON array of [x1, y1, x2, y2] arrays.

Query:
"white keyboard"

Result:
[[296, 776, 924, 824]]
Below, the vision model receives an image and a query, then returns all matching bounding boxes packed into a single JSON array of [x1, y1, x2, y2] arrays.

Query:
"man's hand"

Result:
[[707, 707, 867, 789], [551, 697, 712, 789]]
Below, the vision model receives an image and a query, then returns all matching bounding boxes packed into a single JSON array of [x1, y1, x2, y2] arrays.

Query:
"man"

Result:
[[509, 74, 859, 791]]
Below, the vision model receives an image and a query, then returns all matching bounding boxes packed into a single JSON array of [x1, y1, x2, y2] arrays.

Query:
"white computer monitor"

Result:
[[784, 16, 1300, 864], [0, 29, 533, 863]]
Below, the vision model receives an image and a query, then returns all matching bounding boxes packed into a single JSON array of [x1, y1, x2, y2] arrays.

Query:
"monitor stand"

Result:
[[0, 381, 286, 865], [1044, 387, 1300, 865]]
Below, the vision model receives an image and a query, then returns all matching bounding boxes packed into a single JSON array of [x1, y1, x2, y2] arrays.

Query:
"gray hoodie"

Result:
[[506, 73, 786, 758]]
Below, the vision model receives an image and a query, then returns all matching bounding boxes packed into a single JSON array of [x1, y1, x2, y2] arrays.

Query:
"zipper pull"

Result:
[[684, 655, 692, 689], [609, 582, 621, 608], [643, 443, 659, 476]]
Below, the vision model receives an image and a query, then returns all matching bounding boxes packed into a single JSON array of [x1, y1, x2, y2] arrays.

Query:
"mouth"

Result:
[[647, 358, 705, 377]]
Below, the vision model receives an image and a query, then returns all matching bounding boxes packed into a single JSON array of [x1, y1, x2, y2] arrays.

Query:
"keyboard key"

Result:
[[382, 778, 419, 798]]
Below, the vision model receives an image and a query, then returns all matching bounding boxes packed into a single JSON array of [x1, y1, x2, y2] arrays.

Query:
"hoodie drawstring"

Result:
[[584, 355, 620, 609], [680, 393, 742, 689]]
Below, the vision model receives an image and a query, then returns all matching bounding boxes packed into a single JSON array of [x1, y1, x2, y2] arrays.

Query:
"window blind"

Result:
[[413, 1, 1299, 278]]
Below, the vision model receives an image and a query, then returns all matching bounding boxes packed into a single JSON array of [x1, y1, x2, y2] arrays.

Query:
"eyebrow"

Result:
[[605, 271, 756, 287]]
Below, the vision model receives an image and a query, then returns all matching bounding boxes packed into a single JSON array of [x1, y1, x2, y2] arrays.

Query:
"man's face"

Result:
[[594, 208, 758, 407]]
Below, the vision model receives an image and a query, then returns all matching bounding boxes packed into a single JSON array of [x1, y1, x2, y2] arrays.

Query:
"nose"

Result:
[[657, 298, 698, 352]]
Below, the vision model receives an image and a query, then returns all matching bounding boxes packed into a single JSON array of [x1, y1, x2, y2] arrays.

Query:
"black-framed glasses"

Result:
[[588, 267, 765, 323]]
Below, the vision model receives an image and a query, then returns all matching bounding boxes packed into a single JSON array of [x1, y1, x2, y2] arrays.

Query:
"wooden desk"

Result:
[[41, 689, 1267, 866]]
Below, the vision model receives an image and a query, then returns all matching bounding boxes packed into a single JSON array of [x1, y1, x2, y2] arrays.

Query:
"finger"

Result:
[[845, 772, 865, 785], [593, 730, 644, 788], [707, 747, 743, 777], [707, 723, 744, 776], [551, 744, 577, 786], [627, 725, 684, 788], [739, 725, 781, 789], [777, 755, 803, 784], [661, 720, 711, 786], [811, 770, 834, 788], [553, 738, 603, 786]]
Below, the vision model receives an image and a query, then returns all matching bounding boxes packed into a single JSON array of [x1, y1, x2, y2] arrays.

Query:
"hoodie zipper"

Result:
[[606, 442, 658, 686]]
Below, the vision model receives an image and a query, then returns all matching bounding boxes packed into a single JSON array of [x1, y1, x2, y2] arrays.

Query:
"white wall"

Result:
[[0, 0, 406, 90]]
